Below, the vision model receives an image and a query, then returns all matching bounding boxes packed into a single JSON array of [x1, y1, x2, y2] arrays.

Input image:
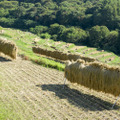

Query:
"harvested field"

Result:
[[0, 57, 120, 120]]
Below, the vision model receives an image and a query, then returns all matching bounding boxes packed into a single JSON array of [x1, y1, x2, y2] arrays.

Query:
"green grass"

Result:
[[0, 102, 24, 120], [109, 57, 120, 66], [0, 28, 65, 71], [0, 33, 12, 38], [37, 39, 47, 45], [76, 46, 88, 52], [100, 55, 114, 61], [56, 42, 66, 48], [0, 26, 120, 67], [90, 51, 106, 57], [23, 51, 65, 71], [67, 44, 75, 50], [84, 48, 97, 55], [17, 40, 65, 71]]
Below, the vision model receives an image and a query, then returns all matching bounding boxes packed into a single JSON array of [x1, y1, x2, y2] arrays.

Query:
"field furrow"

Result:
[[0, 57, 120, 120]]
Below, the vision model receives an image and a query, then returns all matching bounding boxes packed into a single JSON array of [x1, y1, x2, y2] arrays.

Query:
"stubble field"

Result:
[[0, 57, 120, 120]]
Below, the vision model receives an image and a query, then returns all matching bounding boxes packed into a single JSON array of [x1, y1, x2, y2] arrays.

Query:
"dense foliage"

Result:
[[0, 0, 120, 54]]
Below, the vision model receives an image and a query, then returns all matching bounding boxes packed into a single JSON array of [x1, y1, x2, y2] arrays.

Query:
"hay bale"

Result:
[[32, 46, 96, 62], [0, 37, 17, 59], [32, 46, 69, 61], [65, 60, 120, 96]]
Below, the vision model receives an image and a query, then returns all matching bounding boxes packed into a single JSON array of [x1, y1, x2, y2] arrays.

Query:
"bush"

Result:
[[61, 27, 88, 43], [30, 25, 48, 35], [0, 17, 15, 27], [51, 34, 58, 41], [88, 25, 110, 47], [49, 23, 66, 35], [24, 20, 37, 28], [40, 33, 51, 39], [103, 30, 119, 53]]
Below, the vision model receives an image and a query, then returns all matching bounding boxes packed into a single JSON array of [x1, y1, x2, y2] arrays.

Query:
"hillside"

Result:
[[0, 1, 120, 119], [0, 0, 120, 54], [0, 26, 120, 68]]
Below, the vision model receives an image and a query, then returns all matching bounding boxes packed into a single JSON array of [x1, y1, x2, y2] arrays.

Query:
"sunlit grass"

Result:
[[1, 26, 120, 67], [2, 28, 65, 71]]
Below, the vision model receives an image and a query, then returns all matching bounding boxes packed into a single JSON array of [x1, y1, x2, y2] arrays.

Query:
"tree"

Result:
[[103, 30, 119, 53], [30, 25, 48, 35], [62, 27, 87, 43], [89, 25, 110, 48]]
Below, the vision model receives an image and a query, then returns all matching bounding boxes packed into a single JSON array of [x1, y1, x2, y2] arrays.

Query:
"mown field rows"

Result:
[[0, 57, 120, 120]]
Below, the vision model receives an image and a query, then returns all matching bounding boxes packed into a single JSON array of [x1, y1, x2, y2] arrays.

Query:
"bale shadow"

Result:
[[36, 84, 120, 111], [0, 56, 11, 62]]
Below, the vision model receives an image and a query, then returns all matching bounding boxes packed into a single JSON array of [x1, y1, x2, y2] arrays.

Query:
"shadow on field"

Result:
[[36, 84, 120, 111], [0, 56, 11, 62]]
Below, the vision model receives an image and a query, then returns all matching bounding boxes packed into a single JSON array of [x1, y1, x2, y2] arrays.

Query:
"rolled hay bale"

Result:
[[0, 37, 17, 59], [32, 46, 96, 62], [65, 59, 120, 96]]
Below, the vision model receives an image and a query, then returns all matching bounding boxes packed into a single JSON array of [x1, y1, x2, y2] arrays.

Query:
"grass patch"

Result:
[[84, 48, 97, 55], [76, 46, 88, 52], [100, 55, 114, 61], [0, 33, 12, 38], [0, 102, 24, 120], [67, 44, 75, 50], [37, 39, 47, 45], [2, 28, 65, 71], [22, 52, 65, 71], [0, 82, 2, 89], [1, 27, 120, 67], [90, 51, 105, 57], [56, 42, 66, 48]]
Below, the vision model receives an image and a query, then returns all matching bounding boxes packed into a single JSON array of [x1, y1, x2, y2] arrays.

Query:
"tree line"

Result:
[[0, 0, 120, 54]]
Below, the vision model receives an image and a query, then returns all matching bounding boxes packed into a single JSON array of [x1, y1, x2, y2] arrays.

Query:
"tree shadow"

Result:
[[36, 84, 120, 111], [0, 56, 11, 62]]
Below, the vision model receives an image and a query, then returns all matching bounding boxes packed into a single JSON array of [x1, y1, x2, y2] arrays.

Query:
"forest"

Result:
[[0, 0, 120, 54]]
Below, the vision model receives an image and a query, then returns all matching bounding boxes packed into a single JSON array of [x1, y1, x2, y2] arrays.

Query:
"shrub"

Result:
[[62, 27, 88, 43], [51, 34, 58, 41], [89, 25, 110, 47], [103, 30, 119, 53], [40, 33, 51, 39], [30, 25, 48, 35]]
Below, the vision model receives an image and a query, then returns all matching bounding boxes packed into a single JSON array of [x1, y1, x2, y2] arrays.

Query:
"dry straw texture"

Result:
[[0, 37, 17, 59], [65, 59, 120, 96], [32, 46, 96, 62]]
